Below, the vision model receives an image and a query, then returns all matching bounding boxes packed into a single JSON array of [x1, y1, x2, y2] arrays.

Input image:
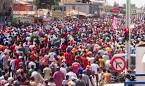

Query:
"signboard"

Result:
[[110, 56, 126, 73]]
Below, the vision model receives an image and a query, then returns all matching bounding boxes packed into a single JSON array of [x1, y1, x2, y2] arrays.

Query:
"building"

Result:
[[0, 0, 12, 14], [0, 0, 12, 23], [13, 1, 33, 11], [13, 0, 36, 16], [64, 3, 100, 16], [61, 0, 106, 16], [13, 0, 35, 11]]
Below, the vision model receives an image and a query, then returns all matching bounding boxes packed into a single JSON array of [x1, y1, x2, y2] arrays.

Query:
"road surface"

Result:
[[104, 83, 124, 86]]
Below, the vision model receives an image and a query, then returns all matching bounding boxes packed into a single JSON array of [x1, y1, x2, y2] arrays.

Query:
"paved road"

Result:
[[104, 83, 124, 86]]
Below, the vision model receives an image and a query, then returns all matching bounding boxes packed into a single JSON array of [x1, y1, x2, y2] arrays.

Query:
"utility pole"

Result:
[[126, 0, 131, 69]]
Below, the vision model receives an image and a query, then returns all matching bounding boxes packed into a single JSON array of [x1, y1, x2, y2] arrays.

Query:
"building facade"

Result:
[[64, 3, 100, 16], [0, 0, 12, 13], [0, 0, 12, 23], [13, 0, 35, 11], [13, 0, 36, 16], [60, 0, 106, 16]]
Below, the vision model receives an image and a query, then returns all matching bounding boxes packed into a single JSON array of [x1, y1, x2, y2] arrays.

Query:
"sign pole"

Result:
[[126, 0, 131, 69]]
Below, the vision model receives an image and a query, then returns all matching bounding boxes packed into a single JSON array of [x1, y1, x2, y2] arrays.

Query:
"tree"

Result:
[[35, 0, 60, 9], [82, 0, 90, 3]]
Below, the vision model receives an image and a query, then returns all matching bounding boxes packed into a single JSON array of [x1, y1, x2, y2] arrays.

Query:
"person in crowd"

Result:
[[31, 69, 44, 84], [62, 75, 69, 86], [76, 74, 86, 86], [82, 71, 90, 86], [43, 65, 52, 81], [60, 64, 67, 76], [29, 77, 37, 86], [0, 15, 140, 85], [66, 68, 77, 80], [48, 78, 56, 86], [102, 69, 112, 85], [90, 60, 99, 86], [53, 67, 65, 86]]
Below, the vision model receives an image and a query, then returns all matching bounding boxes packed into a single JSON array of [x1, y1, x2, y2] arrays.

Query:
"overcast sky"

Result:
[[106, 0, 145, 7]]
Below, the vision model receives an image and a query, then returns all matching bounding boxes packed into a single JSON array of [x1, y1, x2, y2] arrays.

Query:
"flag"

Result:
[[112, 16, 117, 30]]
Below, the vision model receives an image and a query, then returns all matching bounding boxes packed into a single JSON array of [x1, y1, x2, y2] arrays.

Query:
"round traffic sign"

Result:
[[110, 56, 126, 73]]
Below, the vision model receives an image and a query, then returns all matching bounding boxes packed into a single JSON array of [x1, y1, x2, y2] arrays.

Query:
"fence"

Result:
[[124, 74, 145, 86]]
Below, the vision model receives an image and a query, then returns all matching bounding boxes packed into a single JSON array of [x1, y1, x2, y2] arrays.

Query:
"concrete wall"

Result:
[[136, 47, 145, 81]]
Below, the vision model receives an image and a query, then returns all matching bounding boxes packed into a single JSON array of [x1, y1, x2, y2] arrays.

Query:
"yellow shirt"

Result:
[[99, 58, 105, 68]]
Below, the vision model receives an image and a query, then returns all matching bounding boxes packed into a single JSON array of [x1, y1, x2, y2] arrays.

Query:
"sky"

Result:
[[106, 0, 145, 7]]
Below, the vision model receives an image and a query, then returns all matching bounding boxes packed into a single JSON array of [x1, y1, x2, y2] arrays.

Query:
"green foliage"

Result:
[[35, 0, 60, 9]]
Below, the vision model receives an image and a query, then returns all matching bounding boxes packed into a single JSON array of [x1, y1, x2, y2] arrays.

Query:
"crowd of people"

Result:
[[0, 15, 142, 86]]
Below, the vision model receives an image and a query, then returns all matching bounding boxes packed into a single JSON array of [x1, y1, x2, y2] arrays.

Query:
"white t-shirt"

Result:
[[10, 59, 15, 70], [48, 52, 56, 62], [66, 72, 77, 80], [28, 61, 36, 69], [91, 63, 99, 74], [60, 67, 67, 76], [31, 71, 44, 84], [48, 82, 56, 86]]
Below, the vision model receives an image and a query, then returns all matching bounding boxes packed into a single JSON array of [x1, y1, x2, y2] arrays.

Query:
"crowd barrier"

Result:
[[124, 74, 145, 86]]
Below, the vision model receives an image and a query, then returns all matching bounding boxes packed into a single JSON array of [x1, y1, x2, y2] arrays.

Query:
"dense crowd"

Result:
[[0, 15, 143, 86]]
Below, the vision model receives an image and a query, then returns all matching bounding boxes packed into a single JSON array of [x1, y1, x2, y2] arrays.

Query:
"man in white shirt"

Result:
[[60, 65, 67, 76], [90, 61, 99, 86], [28, 61, 36, 69], [66, 68, 77, 80], [31, 71, 44, 84], [48, 51, 56, 62]]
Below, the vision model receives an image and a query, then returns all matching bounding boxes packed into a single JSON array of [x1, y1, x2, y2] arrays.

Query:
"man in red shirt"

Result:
[[81, 54, 89, 69], [64, 50, 74, 66]]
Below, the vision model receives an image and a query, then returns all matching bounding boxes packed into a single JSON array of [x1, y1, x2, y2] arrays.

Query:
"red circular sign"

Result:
[[110, 56, 126, 73]]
